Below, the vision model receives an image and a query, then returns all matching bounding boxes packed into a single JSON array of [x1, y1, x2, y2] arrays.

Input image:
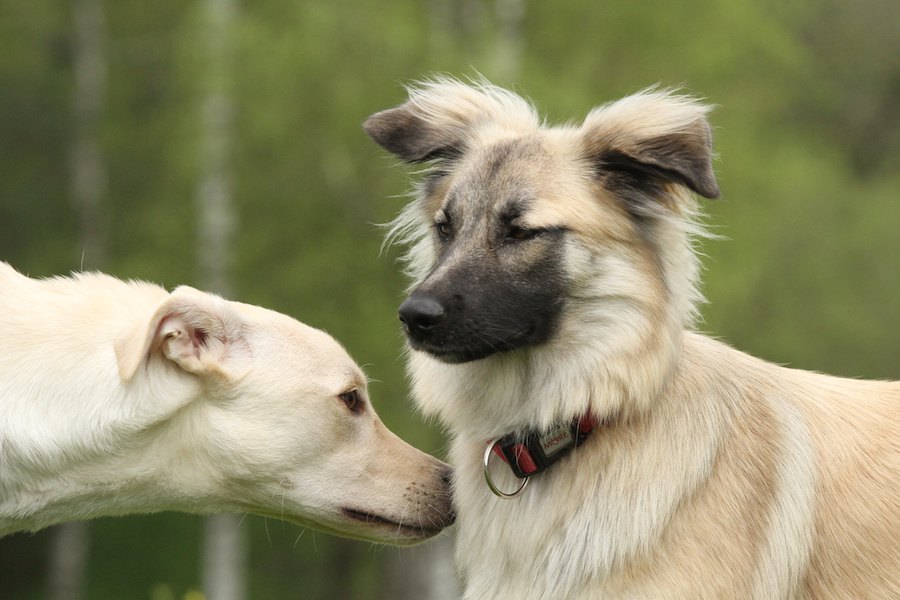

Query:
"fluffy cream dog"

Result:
[[0, 262, 453, 543], [365, 79, 900, 598]]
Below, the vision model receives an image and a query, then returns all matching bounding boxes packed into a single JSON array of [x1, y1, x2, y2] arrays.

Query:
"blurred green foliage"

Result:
[[1, 0, 898, 597]]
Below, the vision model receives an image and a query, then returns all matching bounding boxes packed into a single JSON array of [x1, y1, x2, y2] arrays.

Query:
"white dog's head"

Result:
[[115, 286, 453, 544]]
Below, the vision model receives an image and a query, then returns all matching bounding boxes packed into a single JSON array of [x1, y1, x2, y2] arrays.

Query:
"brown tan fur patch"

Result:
[[365, 78, 900, 599]]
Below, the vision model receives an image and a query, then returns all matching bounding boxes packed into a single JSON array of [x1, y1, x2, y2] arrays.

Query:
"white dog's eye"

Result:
[[338, 389, 364, 413]]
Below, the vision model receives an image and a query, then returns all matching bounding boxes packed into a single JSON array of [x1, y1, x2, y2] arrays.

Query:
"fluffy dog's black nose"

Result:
[[398, 294, 445, 337]]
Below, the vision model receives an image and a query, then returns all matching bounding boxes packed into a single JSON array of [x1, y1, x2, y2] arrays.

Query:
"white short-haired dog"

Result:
[[0, 262, 453, 544]]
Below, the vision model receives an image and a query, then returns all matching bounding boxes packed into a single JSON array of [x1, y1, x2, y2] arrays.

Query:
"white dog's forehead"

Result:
[[236, 302, 366, 394], [284, 327, 366, 392]]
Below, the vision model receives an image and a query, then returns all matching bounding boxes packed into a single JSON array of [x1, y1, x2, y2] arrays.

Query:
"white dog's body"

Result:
[[0, 262, 453, 543], [365, 80, 900, 598]]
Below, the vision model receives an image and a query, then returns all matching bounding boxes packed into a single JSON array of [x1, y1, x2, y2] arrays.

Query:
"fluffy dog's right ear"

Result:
[[363, 78, 539, 163], [115, 286, 250, 383], [582, 88, 720, 200], [364, 103, 459, 163]]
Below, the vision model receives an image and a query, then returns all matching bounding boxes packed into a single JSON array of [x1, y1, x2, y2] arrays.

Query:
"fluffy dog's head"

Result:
[[366, 79, 719, 432]]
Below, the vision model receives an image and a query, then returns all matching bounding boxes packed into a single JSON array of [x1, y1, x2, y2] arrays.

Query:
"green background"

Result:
[[1, 0, 898, 597]]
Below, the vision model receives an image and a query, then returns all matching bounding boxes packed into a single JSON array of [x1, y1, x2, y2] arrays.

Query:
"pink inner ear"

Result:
[[155, 316, 204, 370], [156, 314, 197, 352]]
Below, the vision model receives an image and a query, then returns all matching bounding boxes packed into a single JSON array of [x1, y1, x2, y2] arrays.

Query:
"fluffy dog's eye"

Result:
[[338, 389, 364, 413], [434, 210, 452, 239], [506, 226, 538, 241], [435, 218, 451, 239]]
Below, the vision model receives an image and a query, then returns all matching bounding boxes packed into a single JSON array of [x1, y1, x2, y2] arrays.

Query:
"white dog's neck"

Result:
[[0, 368, 210, 536], [0, 272, 209, 535], [1, 426, 188, 536]]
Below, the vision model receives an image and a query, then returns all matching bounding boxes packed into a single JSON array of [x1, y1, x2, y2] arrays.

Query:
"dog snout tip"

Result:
[[439, 464, 454, 487], [398, 295, 445, 335]]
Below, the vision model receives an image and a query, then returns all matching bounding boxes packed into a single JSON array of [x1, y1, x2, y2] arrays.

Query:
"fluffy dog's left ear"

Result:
[[115, 286, 250, 382], [582, 88, 720, 200]]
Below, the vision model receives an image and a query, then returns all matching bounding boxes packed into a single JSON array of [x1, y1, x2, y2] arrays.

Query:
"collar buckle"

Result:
[[486, 415, 596, 488]]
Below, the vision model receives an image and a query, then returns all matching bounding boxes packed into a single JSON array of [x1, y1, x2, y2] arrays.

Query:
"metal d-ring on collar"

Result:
[[483, 438, 530, 499], [482, 414, 598, 499]]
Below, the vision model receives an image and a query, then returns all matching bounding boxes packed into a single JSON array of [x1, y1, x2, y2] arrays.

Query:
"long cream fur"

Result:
[[366, 78, 900, 599]]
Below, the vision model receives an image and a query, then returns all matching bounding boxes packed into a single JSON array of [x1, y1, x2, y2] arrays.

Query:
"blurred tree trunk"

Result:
[[70, 0, 107, 270], [47, 0, 107, 597], [492, 0, 525, 81], [202, 515, 244, 600], [384, 535, 459, 600], [197, 0, 244, 599], [197, 0, 237, 298], [47, 521, 91, 600]]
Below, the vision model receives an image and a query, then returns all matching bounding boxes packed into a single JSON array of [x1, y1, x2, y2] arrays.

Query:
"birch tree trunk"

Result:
[[197, 0, 244, 598], [492, 0, 525, 81], [197, 0, 237, 300], [46, 521, 91, 600], [384, 535, 460, 600], [47, 0, 107, 597], [70, 0, 107, 271]]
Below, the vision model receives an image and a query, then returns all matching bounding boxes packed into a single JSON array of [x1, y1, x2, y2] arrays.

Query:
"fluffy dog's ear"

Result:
[[115, 286, 250, 382], [583, 88, 720, 200], [364, 103, 460, 163], [364, 77, 540, 163]]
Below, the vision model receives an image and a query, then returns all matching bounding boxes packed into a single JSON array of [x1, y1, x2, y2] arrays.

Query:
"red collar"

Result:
[[489, 414, 596, 480]]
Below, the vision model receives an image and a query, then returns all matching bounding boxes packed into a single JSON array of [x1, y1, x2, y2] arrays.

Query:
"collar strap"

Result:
[[491, 414, 596, 479]]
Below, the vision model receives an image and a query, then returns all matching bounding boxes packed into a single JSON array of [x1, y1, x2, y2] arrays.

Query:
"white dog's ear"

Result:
[[364, 77, 539, 163], [115, 286, 250, 382], [582, 88, 720, 200]]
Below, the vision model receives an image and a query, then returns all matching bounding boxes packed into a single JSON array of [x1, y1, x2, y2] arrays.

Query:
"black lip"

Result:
[[408, 322, 539, 363], [415, 344, 495, 363], [341, 508, 444, 537]]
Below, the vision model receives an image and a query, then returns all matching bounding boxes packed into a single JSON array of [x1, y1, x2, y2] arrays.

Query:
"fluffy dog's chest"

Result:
[[450, 420, 722, 600]]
